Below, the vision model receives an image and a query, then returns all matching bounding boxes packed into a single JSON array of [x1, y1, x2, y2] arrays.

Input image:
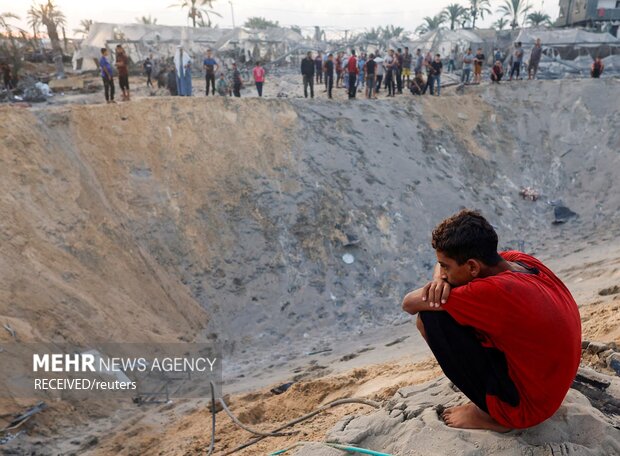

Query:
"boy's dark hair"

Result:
[[432, 210, 501, 266], [101, 48, 107, 54]]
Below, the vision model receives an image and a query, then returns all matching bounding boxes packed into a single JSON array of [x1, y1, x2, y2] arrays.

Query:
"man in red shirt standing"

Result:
[[347, 49, 359, 99], [402, 210, 581, 431], [115, 44, 130, 101], [252, 61, 265, 97]]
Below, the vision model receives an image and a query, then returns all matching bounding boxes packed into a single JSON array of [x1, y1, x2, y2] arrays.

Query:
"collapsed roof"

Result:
[[515, 28, 620, 47], [405, 29, 485, 56], [71, 22, 305, 71]]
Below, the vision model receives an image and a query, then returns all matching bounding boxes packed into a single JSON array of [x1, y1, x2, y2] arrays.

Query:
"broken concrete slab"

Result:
[[306, 375, 620, 456], [48, 77, 85, 92]]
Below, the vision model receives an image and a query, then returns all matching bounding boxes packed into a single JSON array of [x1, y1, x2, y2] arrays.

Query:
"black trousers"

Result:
[[375, 74, 383, 93], [348, 73, 357, 98], [102, 76, 115, 101], [303, 74, 314, 98], [419, 311, 520, 413], [386, 71, 394, 95], [233, 82, 241, 97], [510, 62, 521, 79], [146, 69, 152, 87], [315, 69, 322, 84], [396, 68, 402, 93], [206, 73, 216, 95], [325, 73, 333, 98]]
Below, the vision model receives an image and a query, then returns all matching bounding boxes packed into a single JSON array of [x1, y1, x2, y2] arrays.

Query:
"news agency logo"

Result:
[[32, 353, 218, 373]]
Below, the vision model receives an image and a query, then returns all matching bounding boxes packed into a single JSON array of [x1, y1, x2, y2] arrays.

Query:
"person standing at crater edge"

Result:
[[203, 49, 219, 96], [115, 44, 130, 101], [99, 48, 115, 103], [253, 61, 265, 97], [402, 209, 581, 431]]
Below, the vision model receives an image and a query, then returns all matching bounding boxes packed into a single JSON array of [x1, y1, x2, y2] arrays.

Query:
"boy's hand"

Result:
[[422, 279, 451, 308]]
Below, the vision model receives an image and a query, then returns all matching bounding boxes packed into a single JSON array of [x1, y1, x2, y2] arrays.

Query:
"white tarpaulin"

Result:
[[406, 29, 484, 56], [72, 22, 226, 71], [72, 23, 306, 72]]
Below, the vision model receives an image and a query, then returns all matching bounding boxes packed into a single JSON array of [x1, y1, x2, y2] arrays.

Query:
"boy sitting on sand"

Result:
[[402, 210, 581, 431]]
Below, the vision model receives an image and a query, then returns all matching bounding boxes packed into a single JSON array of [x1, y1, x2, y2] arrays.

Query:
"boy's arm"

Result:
[[402, 264, 451, 315]]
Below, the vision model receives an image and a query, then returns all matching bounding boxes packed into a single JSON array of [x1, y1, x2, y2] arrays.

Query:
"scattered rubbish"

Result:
[[306, 348, 332, 356], [1, 402, 47, 433], [2, 323, 15, 339], [519, 187, 539, 201], [599, 285, 620, 296], [436, 145, 450, 157], [270, 382, 294, 395], [22, 83, 51, 102], [0, 430, 24, 445], [343, 233, 360, 247], [35, 82, 52, 97], [553, 206, 578, 224], [340, 353, 358, 362], [342, 253, 355, 264], [385, 336, 409, 347], [607, 353, 620, 376]]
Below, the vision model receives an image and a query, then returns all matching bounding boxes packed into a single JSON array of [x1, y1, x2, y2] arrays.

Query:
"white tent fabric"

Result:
[[72, 22, 226, 71], [406, 29, 484, 56], [72, 23, 306, 72]]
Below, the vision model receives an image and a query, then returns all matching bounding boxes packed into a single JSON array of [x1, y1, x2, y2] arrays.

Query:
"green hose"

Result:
[[269, 441, 394, 456]]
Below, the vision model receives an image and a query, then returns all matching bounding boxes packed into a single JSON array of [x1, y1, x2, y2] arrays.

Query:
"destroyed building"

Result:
[[71, 22, 305, 72], [557, 0, 620, 36]]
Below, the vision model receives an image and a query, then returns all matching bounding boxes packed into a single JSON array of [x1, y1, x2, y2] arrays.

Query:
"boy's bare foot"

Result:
[[442, 402, 511, 433]]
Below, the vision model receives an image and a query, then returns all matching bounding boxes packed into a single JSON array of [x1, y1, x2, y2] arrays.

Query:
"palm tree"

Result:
[[0, 12, 24, 79], [243, 16, 279, 29], [169, 0, 221, 28], [381, 25, 405, 40], [136, 14, 158, 25], [492, 17, 509, 30], [27, 1, 66, 56], [415, 13, 447, 35], [444, 3, 467, 31], [469, 0, 492, 29], [362, 27, 381, 41], [497, 0, 532, 30], [0, 11, 20, 32], [526, 11, 552, 27], [73, 19, 93, 37]]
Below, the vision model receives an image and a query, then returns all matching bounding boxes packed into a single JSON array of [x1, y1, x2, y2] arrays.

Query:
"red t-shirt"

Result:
[[347, 56, 358, 73], [442, 251, 581, 429], [253, 66, 265, 83]]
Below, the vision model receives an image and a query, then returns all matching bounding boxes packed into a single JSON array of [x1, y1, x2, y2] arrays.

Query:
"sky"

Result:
[[1, 0, 559, 38]]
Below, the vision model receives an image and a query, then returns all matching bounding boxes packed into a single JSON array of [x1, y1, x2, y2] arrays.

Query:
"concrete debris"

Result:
[[296, 373, 620, 456], [519, 187, 540, 201], [553, 206, 578, 224]]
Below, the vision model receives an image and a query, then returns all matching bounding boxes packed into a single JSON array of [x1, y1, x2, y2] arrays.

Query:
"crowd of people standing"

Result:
[[89, 40, 607, 103]]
